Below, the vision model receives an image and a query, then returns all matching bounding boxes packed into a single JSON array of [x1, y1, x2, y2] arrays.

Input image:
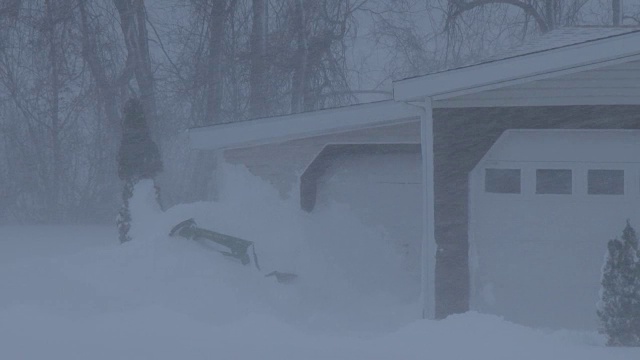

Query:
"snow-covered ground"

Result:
[[1, 166, 639, 359]]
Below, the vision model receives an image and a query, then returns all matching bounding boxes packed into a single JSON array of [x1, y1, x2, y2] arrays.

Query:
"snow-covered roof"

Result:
[[394, 27, 640, 102], [487, 27, 640, 63], [188, 100, 421, 150]]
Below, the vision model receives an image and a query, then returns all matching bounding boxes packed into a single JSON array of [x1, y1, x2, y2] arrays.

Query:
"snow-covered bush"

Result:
[[116, 181, 133, 243], [116, 98, 163, 243], [597, 221, 640, 346]]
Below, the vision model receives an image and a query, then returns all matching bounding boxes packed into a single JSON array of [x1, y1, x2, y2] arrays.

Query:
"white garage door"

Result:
[[469, 130, 640, 330]]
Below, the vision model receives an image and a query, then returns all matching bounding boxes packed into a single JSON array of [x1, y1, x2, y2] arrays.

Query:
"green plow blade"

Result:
[[169, 218, 260, 269]]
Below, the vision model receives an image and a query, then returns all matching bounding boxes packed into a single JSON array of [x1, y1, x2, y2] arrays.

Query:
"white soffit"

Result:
[[188, 100, 421, 150], [393, 29, 640, 102]]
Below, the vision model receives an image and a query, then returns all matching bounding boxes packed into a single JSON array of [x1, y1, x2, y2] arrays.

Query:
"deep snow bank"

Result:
[[124, 163, 420, 330], [1, 165, 638, 359]]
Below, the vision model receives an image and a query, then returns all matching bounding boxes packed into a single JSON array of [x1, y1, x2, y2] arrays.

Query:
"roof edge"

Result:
[[394, 30, 640, 102], [188, 100, 421, 151]]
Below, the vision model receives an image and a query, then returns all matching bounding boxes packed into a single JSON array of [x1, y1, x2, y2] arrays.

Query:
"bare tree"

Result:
[[78, 0, 130, 134], [0, 0, 619, 223], [447, 0, 550, 32], [249, 0, 269, 118], [287, 0, 362, 113], [0, 0, 104, 222], [437, 0, 592, 67], [113, 0, 157, 127], [446, 0, 591, 35]]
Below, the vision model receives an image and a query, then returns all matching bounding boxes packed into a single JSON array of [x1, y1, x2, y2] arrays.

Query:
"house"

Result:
[[188, 27, 640, 330]]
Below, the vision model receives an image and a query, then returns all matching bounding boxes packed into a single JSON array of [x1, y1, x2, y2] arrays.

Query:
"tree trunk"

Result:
[[290, 0, 308, 114], [205, 1, 226, 125], [45, 0, 62, 222], [79, 0, 123, 135], [613, 0, 622, 26], [249, 0, 269, 119], [113, 0, 157, 129], [190, 0, 229, 202], [544, 0, 555, 30]]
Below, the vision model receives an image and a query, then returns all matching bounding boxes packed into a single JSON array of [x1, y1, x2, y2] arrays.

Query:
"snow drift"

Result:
[[0, 164, 639, 359]]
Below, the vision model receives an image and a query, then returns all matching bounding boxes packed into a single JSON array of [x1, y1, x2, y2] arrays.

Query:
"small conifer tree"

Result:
[[597, 221, 640, 346], [116, 181, 133, 243], [116, 98, 163, 243]]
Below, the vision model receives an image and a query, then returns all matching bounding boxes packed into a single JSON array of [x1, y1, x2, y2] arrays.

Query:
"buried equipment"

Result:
[[169, 218, 260, 270], [265, 271, 298, 284]]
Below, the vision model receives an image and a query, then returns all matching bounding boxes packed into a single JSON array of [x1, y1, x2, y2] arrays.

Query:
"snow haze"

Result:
[[0, 165, 638, 359], [3, 0, 640, 358]]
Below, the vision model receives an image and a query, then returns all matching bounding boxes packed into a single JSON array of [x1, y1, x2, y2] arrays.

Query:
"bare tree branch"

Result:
[[448, 0, 549, 33]]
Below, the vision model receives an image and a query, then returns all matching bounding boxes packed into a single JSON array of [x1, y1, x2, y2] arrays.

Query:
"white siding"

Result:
[[223, 121, 421, 197], [437, 60, 640, 108]]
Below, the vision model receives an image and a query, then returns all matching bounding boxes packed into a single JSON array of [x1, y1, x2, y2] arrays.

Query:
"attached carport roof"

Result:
[[189, 100, 421, 150]]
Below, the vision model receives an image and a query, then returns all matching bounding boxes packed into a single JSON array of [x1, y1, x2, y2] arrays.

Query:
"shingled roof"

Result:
[[488, 26, 640, 62]]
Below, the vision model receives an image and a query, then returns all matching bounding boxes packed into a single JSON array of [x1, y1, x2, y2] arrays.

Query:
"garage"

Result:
[[469, 129, 640, 329]]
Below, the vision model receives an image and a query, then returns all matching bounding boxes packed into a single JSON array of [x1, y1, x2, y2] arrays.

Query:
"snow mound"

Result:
[[1, 165, 639, 358], [131, 163, 420, 330]]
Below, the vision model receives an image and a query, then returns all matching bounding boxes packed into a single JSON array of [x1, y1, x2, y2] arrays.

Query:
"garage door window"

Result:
[[485, 168, 521, 194], [588, 170, 624, 195], [536, 169, 572, 194]]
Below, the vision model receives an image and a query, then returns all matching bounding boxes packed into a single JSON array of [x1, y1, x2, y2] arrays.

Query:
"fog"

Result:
[[0, 0, 629, 223], [1, 0, 640, 357]]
